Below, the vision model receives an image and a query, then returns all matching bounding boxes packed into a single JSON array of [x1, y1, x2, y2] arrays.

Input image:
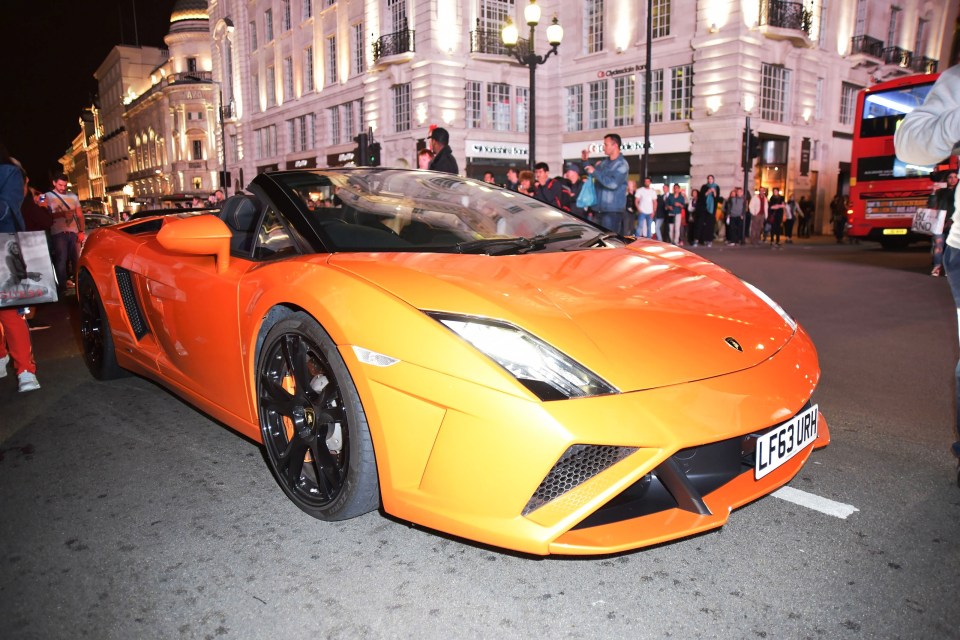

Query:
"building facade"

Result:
[[61, 0, 957, 226]]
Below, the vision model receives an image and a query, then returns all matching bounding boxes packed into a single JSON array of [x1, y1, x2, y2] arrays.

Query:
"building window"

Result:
[[466, 81, 481, 129], [839, 82, 860, 125], [251, 72, 260, 113], [357, 98, 365, 131], [352, 23, 365, 75], [388, 0, 407, 33], [815, 77, 824, 120], [515, 86, 528, 133], [854, 0, 867, 37], [303, 0, 313, 20], [223, 39, 234, 107], [915, 18, 928, 56], [640, 69, 664, 123], [566, 85, 583, 132], [669, 64, 693, 121], [329, 107, 341, 145], [281, 0, 291, 32], [588, 80, 607, 130], [326, 35, 337, 86], [392, 83, 411, 133], [283, 57, 294, 101], [584, 0, 604, 54], [187, 57, 198, 73], [487, 83, 511, 132], [255, 125, 277, 159], [479, 0, 513, 55], [759, 63, 789, 123], [887, 7, 901, 46], [266, 66, 277, 107], [193, 177, 203, 190], [288, 114, 316, 152], [249, 21, 258, 51], [229, 134, 239, 163], [304, 46, 315, 92], [613, 76, 635, 127], [265, 9, 274, 42], [343, 102, 354, 140], [651, 0, 670, 39]]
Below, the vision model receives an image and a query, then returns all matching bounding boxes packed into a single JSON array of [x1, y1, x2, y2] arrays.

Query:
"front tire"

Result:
[[257, 312, 379, 520], [77, 270, 126, 380]]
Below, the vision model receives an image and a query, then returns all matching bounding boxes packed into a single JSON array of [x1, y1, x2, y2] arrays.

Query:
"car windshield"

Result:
[[270, 169, 617, 254]]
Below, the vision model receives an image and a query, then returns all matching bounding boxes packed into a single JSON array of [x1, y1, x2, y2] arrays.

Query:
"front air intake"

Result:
[[523, 445, 638, 516]]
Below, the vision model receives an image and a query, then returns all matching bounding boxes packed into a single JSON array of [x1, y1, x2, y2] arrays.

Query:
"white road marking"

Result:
[[772, 486, 859, 519]]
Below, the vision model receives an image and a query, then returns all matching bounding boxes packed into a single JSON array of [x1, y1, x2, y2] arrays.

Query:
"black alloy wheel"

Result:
[[257, 312, 379, 521], [77, 270, 125, 380]]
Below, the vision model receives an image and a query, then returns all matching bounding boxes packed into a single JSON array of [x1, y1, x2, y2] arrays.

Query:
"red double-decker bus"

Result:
[[847, 73, 956, 249]]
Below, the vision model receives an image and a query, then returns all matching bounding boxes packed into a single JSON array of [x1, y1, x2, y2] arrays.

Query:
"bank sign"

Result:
[[597, 64, 646, 78], [465, 140, 528, 159]]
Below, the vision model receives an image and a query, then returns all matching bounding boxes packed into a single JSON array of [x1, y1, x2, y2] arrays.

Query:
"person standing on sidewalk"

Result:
[[427, 127, 459, 175], [583, 133, 629, 234], [44, 172, 84, 291], [893, 64, 960, 482], [0, 142, 40, 392]]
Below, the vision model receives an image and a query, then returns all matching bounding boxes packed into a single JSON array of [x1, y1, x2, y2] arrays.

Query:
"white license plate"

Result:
[[755, 404, 819, 479]]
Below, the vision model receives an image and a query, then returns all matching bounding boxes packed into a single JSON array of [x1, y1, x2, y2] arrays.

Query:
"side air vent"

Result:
[[114, 267, 149, 340], [523, 445, 638, 516]]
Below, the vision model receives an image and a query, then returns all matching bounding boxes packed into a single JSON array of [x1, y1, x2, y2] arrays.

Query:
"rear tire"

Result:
[[257, 312, 379, 520], [77, 270, 126, 380]]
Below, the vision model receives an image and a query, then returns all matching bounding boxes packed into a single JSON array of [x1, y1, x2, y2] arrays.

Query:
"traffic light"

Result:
[[353, 132, 368, 166], [748, 134, 761, 160], [367, 142, 381, 167]]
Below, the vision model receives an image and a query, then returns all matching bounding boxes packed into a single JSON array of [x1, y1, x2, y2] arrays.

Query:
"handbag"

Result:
[[0, 231, 59, 307], [576, 176, 597, 209]]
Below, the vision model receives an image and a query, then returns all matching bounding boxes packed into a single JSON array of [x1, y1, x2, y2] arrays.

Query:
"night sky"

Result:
[[1, 0, 180, 186]]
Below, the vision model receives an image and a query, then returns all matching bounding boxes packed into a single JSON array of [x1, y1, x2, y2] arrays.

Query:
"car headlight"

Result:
[[427, 313, 618, 401], [743, 281, 797, 332]]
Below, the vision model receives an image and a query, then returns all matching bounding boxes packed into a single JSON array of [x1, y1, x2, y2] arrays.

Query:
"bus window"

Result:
[[860, 82, 935, 138]]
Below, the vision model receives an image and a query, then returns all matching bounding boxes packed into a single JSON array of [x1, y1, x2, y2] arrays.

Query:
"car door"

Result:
[[135, 208, 262, 426]]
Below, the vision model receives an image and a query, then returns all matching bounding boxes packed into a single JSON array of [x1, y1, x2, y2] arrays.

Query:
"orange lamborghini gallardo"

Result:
[[77, 169, 829, 556]]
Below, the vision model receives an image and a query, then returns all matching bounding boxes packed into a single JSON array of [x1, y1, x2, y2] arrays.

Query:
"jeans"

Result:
[[637, 213, 654, 238], [51, 231, 78, 288], [599, 211, 625, 235], [943, 244, 960, 458]]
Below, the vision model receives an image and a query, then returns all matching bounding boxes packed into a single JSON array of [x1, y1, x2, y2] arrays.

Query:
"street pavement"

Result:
[[0, 236, 958, 639]]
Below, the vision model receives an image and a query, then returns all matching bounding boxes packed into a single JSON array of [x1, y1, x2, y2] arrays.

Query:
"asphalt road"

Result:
[[1, 237, 958, 639]]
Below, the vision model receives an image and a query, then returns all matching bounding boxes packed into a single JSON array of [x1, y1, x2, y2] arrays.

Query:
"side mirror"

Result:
[[156, 214, 232, 274]]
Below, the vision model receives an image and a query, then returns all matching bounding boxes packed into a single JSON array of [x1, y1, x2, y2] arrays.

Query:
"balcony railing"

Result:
[[850, 35, 884, 58], [372, 29, 415, 62], [470, 25, 510, 56], [171, 71, 213, 84], [882, 46, 913, 68], [759, 0, 813, 36], [910, 55, 938, 74]]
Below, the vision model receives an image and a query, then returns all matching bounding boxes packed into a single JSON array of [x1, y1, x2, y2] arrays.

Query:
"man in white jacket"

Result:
[[894, 65, 960, 478]]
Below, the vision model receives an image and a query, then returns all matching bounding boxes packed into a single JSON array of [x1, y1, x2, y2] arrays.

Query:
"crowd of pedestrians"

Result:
[[474, 131, 835, 251]]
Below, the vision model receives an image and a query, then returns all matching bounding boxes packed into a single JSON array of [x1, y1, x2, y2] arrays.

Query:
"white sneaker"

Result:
[[18, 371, 40, 392], [0, 354, 8, 378]]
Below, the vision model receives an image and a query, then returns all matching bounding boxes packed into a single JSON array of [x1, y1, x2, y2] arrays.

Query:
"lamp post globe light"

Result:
[[501, 0, 562, 170]]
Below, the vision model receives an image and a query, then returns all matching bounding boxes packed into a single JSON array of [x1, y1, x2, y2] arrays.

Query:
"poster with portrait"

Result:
[[0, 231, 58, 308]]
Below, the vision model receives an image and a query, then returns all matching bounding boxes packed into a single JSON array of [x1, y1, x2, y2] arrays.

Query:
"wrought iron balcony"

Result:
[[372, 29, 415, 62], [171, 71, 213, 83], [850, 35, 884, 58], [882, 46, 913, 68], [910, 55, 938, 74], [759, 0, 812, 36], [470, 25, 509, 56]]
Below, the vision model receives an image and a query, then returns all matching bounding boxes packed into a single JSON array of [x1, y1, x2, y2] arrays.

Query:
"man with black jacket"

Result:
[[427, 127, 459, 175]]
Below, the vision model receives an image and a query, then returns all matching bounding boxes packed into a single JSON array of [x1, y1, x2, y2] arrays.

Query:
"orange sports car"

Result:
[[77, 169, 829, 556]]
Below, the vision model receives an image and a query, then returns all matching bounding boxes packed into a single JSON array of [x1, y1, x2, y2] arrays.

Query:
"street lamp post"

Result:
[[501, 0, 563, 170]]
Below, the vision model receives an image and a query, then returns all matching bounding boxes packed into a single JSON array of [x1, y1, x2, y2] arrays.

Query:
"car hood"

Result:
[[327, 243, 797, 391]]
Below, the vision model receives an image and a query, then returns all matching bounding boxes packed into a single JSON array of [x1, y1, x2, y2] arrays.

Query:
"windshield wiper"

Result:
[[577, 231, 621, 248], [454, 230, 585, 255]]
